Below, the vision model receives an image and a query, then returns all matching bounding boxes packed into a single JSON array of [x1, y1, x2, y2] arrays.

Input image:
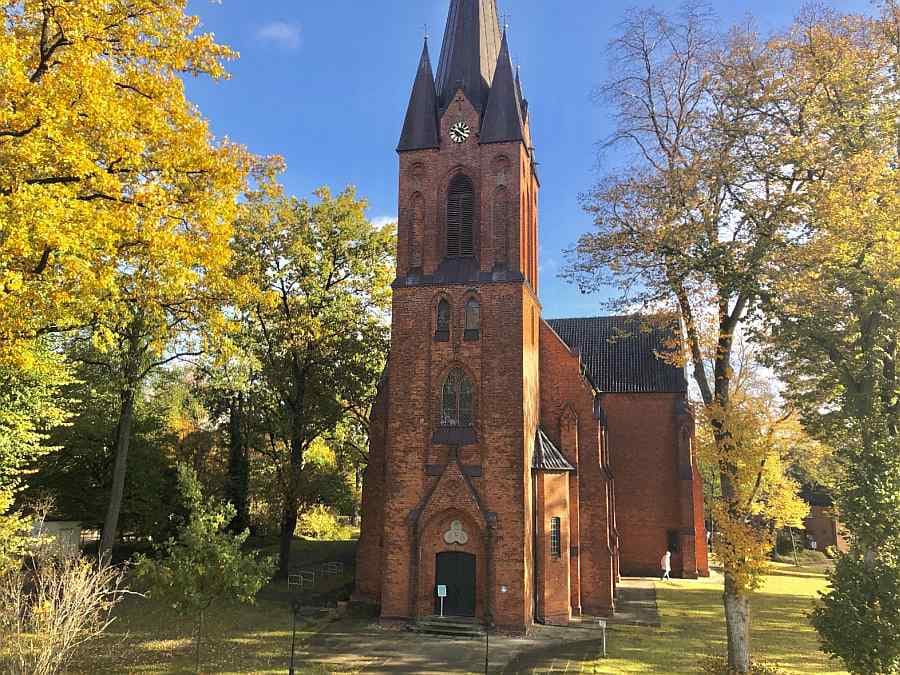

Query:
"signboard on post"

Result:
[[437, 585, 447, 617]]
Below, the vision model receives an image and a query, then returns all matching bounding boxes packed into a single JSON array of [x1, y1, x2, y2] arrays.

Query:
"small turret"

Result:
[[397, 39, 440, 152], [479, 30, 525, 145]]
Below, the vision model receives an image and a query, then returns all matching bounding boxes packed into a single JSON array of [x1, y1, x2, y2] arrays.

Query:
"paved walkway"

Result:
[[296, 578, 660, 674]]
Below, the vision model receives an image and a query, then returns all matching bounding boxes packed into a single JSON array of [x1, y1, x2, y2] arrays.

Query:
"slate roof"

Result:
[[480, 30, 525, 145], [434, 0, 502, 113], [546, 316, 688, 394], [398, 40, 440, 152], [533, 429, 575, 472], [515, 68, 528, 121]]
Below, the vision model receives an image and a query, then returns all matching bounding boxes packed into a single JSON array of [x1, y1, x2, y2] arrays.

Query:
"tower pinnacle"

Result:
[[434, 0, 502, 113], [397, 39, 440, 152]]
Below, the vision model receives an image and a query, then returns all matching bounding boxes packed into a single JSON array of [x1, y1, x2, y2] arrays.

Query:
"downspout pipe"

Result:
[[532, 469, 545, 625]]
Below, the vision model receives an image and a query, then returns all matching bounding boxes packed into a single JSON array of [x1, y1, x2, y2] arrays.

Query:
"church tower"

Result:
[[356, 0, 545, 632], [356, 0, 708, 632]]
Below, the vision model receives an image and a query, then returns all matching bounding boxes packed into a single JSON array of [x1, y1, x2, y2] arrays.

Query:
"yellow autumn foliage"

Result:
[[697, 371, 811, 594], [0, 0, 255, 362]]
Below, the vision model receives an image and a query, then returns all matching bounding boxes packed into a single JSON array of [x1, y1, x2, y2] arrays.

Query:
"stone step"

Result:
[[410, 617, 486, 639]]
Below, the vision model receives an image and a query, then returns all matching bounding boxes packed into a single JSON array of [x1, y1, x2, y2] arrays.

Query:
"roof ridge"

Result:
[[548, 313, 670, 322]]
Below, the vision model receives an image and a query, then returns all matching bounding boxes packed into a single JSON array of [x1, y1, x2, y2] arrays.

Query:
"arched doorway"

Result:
[[434, 551, 476, 617]]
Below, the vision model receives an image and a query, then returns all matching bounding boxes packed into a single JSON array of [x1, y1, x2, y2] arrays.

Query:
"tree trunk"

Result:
[[279, 502, 299, 578], [225, 393, 250, 533], [278, 427, 305, 577], [724, 573, 751, 673], [196, 608, 204, 673], [99, 387, 136, 559]]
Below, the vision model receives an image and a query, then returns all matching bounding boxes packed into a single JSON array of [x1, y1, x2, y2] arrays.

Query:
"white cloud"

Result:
[[256, 21, 302, 50], [371, 216, 397, 229]]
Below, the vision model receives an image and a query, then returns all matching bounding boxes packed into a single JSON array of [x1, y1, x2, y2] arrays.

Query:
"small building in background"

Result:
[[31, 520, 82, 557], [802, 487, 848, 553]]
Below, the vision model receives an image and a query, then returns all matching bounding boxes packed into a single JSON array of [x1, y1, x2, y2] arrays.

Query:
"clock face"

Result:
[[449, 120, 471, 144]]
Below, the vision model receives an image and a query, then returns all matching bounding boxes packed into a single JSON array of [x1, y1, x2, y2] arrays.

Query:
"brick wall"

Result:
[[539, 321, 616, 615], [534, 471, 572, 625], [602, 393, 707, 578]]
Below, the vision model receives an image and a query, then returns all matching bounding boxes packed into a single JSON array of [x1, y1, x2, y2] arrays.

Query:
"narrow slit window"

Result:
[[550, 517, 561, 558], [435, 299, 450, 341], [464, 298, 480, 340]]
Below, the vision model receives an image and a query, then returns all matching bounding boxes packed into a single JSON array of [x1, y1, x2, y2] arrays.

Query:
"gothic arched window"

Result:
[[446, 175, 474, 258], [464, 298, 480, 341], [435, 299, 451, 341], [440, 367, 474, 427]]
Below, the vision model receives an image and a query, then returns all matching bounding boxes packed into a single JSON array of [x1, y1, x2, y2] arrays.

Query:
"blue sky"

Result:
[[184, 0, 873, 319]]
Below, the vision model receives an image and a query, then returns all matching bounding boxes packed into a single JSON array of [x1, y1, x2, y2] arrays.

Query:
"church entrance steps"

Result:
[[410, 616, 486, 639]]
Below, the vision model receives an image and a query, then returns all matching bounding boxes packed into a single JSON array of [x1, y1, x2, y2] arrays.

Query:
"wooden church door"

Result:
[[434, 551, 476, 617]]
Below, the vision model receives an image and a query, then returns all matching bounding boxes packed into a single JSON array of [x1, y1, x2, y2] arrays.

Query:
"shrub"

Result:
[[296, 505, 354, 540], [135, 465, 274, 672], [0, 555, 127, 675], [824, 545, 839, 560], [774, 529, 796, 556], [812, 553, 900, 674], [700, 654, 787, 674]]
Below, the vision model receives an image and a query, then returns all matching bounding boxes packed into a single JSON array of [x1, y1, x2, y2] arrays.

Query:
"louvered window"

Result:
[[440, 367, 474, 427], [447, 175, 474, 257]]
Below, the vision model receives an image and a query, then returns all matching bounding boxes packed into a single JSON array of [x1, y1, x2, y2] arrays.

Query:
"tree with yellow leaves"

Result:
[[565, 4, 852, 670], [761, 4, 900, 672], [0, 0, 262, 558], [0, 0, 252, 361], [695, 351, 811, 594]]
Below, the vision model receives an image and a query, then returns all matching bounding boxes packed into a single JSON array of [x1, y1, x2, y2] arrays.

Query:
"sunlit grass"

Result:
[[513, 562, 846, 674]]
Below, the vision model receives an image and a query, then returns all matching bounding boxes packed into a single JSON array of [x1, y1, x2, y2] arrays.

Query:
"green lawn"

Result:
[[512, 562, 847, 674], [61, 549, 842, 674], [75, 538, 358, 674]]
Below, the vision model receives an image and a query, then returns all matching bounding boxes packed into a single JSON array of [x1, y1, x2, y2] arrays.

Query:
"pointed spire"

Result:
[[434, 0, 502, 113], [515, 64, 528, 121], [480, 29, 525, 145], [398, 38, 440, 152]]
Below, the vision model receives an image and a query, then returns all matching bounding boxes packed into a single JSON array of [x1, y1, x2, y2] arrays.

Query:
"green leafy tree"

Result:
[[565, 5, 839, 670], [230, 184, 393, 576], [135, 464, 274, 672], [0, 346, 72, 566], [756, 5, 900, 672], [28, 362, 183, 541]]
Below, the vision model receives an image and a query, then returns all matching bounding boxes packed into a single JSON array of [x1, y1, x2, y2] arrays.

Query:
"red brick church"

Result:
[[354, 0, 709, 633]]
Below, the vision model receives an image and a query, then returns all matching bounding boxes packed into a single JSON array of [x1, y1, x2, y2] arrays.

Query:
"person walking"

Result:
[[661, 549, 672, 581]]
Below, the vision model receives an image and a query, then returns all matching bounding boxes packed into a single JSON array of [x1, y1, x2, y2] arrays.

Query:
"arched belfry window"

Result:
[[441, 367, 474, 427], [464, 298, 480, 341], [435, 299, 451, 342], [446, 175, 474, 258]]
